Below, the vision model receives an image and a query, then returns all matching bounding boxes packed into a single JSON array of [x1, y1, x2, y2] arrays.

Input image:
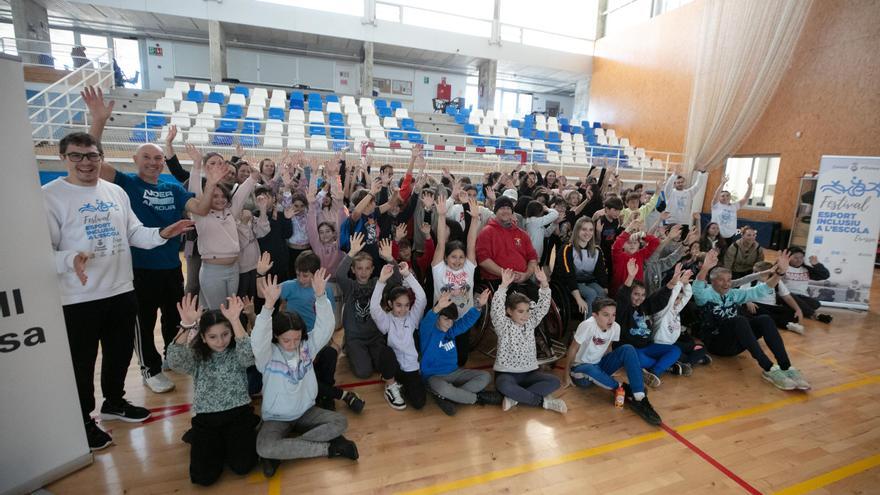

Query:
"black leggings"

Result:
[[314, 346, 345, 401], [705, 315, 790, 372], [189, 405, 258, 486], [790, 294, 821, 318], [754, 302, 797, 328]]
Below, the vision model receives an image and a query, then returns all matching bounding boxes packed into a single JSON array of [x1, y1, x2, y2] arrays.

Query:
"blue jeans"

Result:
[[635, 343, 682, 377], [569, 344, 644, 394], [577, 282, 606, 315]]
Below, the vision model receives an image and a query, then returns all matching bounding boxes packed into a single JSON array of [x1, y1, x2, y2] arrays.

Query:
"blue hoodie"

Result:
[[418, 307, 482, 379]]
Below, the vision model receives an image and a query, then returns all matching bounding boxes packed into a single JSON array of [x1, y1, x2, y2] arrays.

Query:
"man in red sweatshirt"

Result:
[[476, 196, 539, 298]]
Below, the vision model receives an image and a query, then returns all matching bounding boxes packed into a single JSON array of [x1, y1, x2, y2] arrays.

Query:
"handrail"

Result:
[[26, 47, 113, 104]]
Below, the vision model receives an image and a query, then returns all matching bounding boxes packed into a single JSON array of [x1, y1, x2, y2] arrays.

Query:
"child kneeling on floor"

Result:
[[252, 271, 358, 478], [491, 268, 567, 414], [167, 294, 259, 486], [561, 298, 663, 426], [419, 289, 503, 415]]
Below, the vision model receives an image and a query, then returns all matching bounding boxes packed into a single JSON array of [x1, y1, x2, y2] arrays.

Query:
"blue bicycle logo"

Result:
[[78, 199, 119, 213], [819, 177, 880, 197]]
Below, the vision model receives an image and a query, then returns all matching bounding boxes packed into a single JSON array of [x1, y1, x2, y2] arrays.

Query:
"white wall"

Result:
[[372, 64, 467, 113], [532, 93, 574, 117]]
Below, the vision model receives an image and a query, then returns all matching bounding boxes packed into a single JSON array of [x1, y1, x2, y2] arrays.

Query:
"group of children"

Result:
[[47, 87, 838, 486]]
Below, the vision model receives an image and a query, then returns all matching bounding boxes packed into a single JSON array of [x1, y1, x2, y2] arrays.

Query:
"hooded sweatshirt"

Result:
[[418, 307, 482, 379], [475, 217, 538, 281], [251, 295, 333, 422], [370, 273, 427, 372]]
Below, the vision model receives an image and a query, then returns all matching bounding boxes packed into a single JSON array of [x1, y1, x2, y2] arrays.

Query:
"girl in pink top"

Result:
[[306, 160, 347, 277]]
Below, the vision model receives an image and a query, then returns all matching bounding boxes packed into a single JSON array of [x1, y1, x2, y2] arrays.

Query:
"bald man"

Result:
[[84, 84, 221, 394]]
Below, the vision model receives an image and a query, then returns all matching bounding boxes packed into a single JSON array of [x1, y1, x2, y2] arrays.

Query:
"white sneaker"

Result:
[[502, 397, 518, 412], [384, 382, 406, 410], [144, 372, 175, 393], [642, 369, 662, 388], [785, 322, 805, 335], [542, 397, 568, 414], [784, 367, 811, 390]]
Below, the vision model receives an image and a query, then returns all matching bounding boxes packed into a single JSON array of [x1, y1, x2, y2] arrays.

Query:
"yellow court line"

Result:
[[788, 347, 874, 379], [772, 453, 880, 495], [398, 375, 880, 495], [268, 474, 281, 495]]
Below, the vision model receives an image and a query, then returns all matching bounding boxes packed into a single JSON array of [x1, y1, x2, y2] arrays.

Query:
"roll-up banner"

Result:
[[805, 155, 880, 310]]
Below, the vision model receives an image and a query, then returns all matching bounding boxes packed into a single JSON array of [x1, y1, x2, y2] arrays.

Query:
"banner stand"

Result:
[[0, 55, 93, 495]]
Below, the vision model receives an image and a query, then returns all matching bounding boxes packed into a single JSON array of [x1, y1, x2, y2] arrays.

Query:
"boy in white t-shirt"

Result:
[[560, 298, 662, 426], [733, 261, 807, 335], [710, 174, 752, 242]]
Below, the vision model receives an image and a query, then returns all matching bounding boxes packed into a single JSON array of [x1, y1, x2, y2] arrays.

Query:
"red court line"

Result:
[[143, 404, 191, 424], [660, 423, 763, 495]]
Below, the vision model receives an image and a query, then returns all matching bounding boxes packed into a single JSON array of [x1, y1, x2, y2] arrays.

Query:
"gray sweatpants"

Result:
[[256, 406, 347, 460], [427, 368, 491, 405], [198, 262, 239, 310]]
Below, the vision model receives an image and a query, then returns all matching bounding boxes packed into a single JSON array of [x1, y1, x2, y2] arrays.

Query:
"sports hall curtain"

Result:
[[682, 0, 814, 173]]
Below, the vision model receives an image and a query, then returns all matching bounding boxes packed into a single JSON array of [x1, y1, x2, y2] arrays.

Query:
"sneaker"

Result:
[[432, 394, 457, 416], [762, 365, 797, 391], [816, 314, 833, 324], [100, 400, 151, 423], [328, 436, 359, 460], [384, 382, 406, 410], [475, 390, 504, 406], [85, 420, 112, 451], [502, 397, 518, 412], [699, 354, 713, 365], [144, 372, 175, 393], [628, 396, 662, 426], [670, 362, 693, 377], [785, 322, 806, 335], [161, 359, 171, 372], [642, 369, 662, 388], [341, 391, 365, 414], [784, 367, 811, 390], [261, 457, 280, 478], [542, 397, 568, 414]]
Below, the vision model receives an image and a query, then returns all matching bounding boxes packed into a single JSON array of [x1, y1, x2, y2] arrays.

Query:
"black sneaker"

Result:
[[629, 396, 662, 426], [475, 390, 504, 406], [670, 362, 693, 376], [100, 400, 151, 423], [328, 436, 359, 460], [261, 457, 280, 478], [85, 420, 112, 451], [181, 428, 194, 444], [700, 354, 713, 365], [432, 394, 457, 416], [341, 391, 365, 414], [816, 314, 833, 324]]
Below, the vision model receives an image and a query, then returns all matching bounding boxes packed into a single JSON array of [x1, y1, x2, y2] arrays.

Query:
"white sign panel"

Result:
[[0, 55, 92, 494], [805, 155, 880, 310]]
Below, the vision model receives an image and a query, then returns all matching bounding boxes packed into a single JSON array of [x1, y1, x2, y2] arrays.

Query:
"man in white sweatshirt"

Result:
[[43, 132, 193, 452], [663, 166, 707, 237]]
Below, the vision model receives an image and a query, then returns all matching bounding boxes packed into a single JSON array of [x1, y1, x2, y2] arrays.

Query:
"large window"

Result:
[[0, 23, 17, 56], [500, 0, 597, 47], [723, 155, 780, 209], [376, 0, 493, 37], [258, 0, 364, 16], [113, 37, 142, 88], [603, 0, 695, 37], [50, 28, 75, 69]]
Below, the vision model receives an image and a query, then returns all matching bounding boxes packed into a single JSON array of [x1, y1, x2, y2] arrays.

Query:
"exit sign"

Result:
[[149, 46, 164, 56]]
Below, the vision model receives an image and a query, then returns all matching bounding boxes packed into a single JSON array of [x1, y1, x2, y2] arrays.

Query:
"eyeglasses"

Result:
[[65, 152, 103, 162]]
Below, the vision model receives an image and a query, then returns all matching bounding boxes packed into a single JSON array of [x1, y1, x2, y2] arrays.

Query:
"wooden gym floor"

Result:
[[47, 266, 880, 495]]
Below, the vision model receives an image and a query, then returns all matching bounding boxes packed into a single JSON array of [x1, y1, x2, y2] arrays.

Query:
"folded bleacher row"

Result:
[[131, 81, 666, 168]]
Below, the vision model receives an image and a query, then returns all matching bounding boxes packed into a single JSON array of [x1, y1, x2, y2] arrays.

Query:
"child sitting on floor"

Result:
[[491, 268, 567, 414], [782, 247, 833, 324], [167, 294, 259, 486], [561, 298, 663, 426], [419, 289, 502, 415], [650, 264, 708, 375], [734, 261, 806, 335]]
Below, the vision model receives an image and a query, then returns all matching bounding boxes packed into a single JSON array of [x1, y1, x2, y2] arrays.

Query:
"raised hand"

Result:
[[398, 261, 411, 278], [160, 219, 195, 239], [206, 161, 228, 185], [476, 288, 491, 308], [667, 263, 683, 287], [420, 222, 432, 236], [220, 296, 244, 322], [184, 143, 203, 167], [259, 274, 281, 309], [349, 232, 365, 256], [668, 223, 682, 240], [379, 263, 395, 282], [74, 252, 92, 286], [435, 291, 453, 310], [468, 198, 480, 218], [776, 249, 791, 273], [679, 269, 694, 285], [312, 267, 330, 297], [378, 238, 394, 262], [486, 185, 496, 201], [176, 293, 202, 326], [165, 124, 178, 146], [235, 143, 246, 160], [626, 258, 639, 278], [370, 177, 382, 195], [256, 194, 269, 212], [595, 217, 604, 235], [242, 296, 255, 318], [703, 249, 719, 271], [534, 267, 549, 288], [421, 190, 436, 210], [411, 143, 423, 161], [436, 194, 448, 215], [395, 223, 408, 242], [256, 252, 273, 276], [685, 226, 700, 245], [80, 86, 114, 122], [500, 268, 515, 288], [660, 211, 672, 222]]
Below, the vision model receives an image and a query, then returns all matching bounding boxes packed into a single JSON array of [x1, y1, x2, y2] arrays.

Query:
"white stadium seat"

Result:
[[365, 115, 381, 128], [289, 124, 305, 136], [155, 98, 175, 114], [341, 95, 356, 107], [194, 83, 211, 95], [394, 108, 409, 119], [187, 127, 209, 145], [288, 137, 306, 149], [173, 81, 190, 93], [271, 89, 287, 101], [309, 136, 328, 150], [202, 102, 221, 117], [251, 87, 269, 102], [170, 112, 191, 129], [246, 105, 264, 119], [164, 88, 182, 102], [264, 134, 284, 149], [506, 128, 520, 138], [326, 102, 342, 114], [265, 121, 284, 135], [382, 116, 397, 128], [228, 93, 247, 106], [308, 111, 325, 123], [619, 137, 631, 147], [178, 100, 199, 115], [161, 125, 183, 142], [194, 114, 215, 130], [288, 109, 305, 123], [358, 97, 373, 109], [213, 84, 230, 96]]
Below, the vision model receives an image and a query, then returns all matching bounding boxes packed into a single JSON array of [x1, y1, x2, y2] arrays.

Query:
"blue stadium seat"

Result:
[[233, 86, 250, 98], [207, 92, 225, 104], [455, 114, 469, 125], [242, 118, 261, 134], [548, 143, 561, 152], [561, 124, 571, 133], [534, 130, 546, 141], [463, 124, 478, 135], [400, 118, 416, 131], [146, 111, 167, 128], [291, 91, 305, 102], [407, 132, 424, 144], [592, 121, 603, 128], [130, 123, 157, 142], [501, 138, 518, 149], [307, 93, 322, 111], [225, 104, 243, 119], [581, 120, 590, 129], [390, 100, 402, 110], [290, 99, 304, 110], [375, 99, 389, 109], [325, 94, 339, 103], [332, 140, 347, 151], [472, 136, 487, 147], [213, 131, 234, 145], [268, 107, 285, 120], [329, 127, 346, 139], [240, 133, 260, 147], [309, 124, 326, 136], [558, 118, 569, 126], [487, 137, 500, 148], [547, 131, 561, 143], [445, 106, 457, 116], [572, 125, 583, 134], [216, 119, 239, 133], [388, 129, 405, 141], [328, 112, 345, 126], [509, 119, 522, 129], [376, 107, 393, 118], [186, 90, 204, 103]]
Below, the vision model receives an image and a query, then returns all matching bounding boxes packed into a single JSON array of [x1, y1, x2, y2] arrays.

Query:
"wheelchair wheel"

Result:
[[535, 299, 569, 365]]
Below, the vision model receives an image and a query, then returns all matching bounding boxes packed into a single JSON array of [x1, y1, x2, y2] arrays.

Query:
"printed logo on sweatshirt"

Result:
[[438, 339, 456, 352], [629, 312, 650, 337], [141, 189, 177, 212]]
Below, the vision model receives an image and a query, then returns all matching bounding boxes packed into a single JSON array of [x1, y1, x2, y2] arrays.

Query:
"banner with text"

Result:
[[806, 155, 880, 310]]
